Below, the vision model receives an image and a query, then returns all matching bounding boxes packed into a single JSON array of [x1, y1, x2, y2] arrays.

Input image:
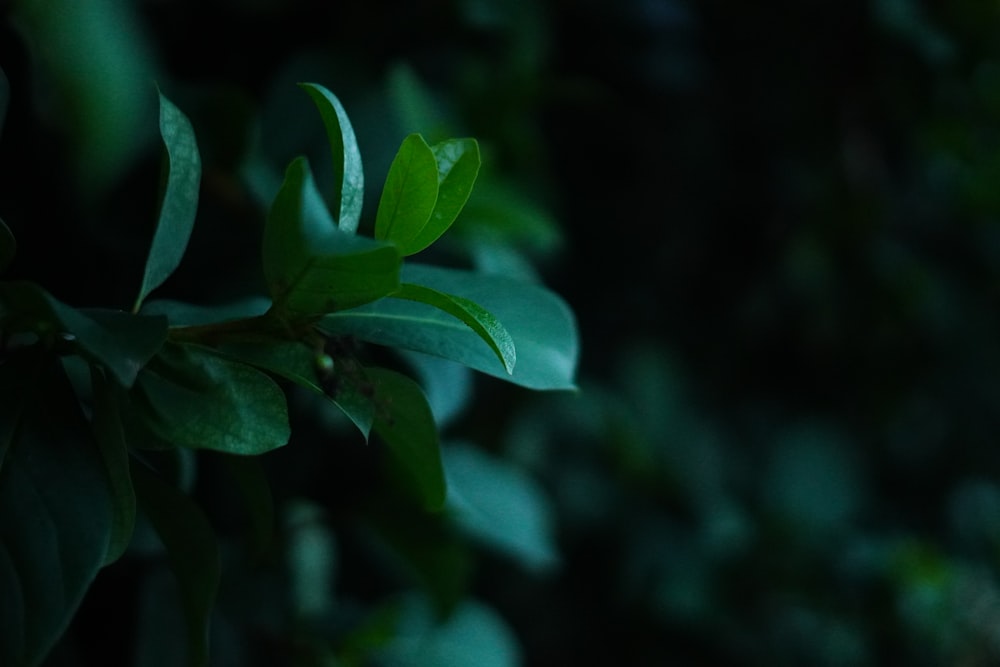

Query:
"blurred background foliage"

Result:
[[3, 0, 1000, 665]]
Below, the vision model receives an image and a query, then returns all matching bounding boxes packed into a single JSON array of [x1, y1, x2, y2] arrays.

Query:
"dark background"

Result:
[[4, 1, 1000, 665]]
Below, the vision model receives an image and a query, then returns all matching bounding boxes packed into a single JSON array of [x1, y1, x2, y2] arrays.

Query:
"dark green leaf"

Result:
[[298, 82, 364, 233], [135, 90, 202, 311], [320, 265, 578, 390], [90, 365, 137, 565], [134, 342, 290, 455], [263, 157, 400, 315], [0, 353, 114, 667], [370, 367, 446, 511], [394, 282, 515, 374], [132, 461, 220, 667], [141, 296, 270, 326], [374, 134, 439, 255], [404, 138, 480, 255], [217, 340, 375, 439], [444, 443, 558, 572], [0, 217, 13, 274], [0, 281, 168, 387]]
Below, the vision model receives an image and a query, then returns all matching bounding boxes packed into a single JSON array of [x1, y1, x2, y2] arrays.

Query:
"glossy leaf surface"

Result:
[[133, 462, 220, 667], [0, 354, 113, 667], [298, 83, 364, 233], [134, 342, 290, 455], [320, 265, 578, 390], [263, 157, 400, 315], [0, 281, 168, 387], [370, 367, 446, 511], [135, 91, 202, 310], [218, 340, 375, 439], [374, 134, 439, 254], [406, 138, 480, 255], [394, 282, 515, 374]]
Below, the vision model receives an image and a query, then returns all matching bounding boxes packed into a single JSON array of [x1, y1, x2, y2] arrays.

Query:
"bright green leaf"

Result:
[[0, 281, 168, 387], [133, 342, 290, 455], [394, 282, 515, 374], [319, 265, 578, 390], [263, 157, 400, 315], [0, 354, 114, 667], [132, 461, 220, 667], [0, 217, 14, 274], [370, 367, 446, 511], [90, 365, 137, 565], [444, 443, 558, 572], [404, 138, 480, 255], [374, 134, 439, 254], [135, 90, 202, 311], [298, 83, 364, 233], [217, 340, 375, 439]]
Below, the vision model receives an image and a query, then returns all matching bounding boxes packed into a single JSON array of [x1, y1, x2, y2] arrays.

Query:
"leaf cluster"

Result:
[[0, 83, 577, 667]]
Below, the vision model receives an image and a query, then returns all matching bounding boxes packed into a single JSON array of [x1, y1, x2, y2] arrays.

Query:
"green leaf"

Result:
[[298, 82, 364, 233], [0, 217, 14, 274], [132, 461, 220, 667], [374, 134, 439, 255], [141, 296, 270, 326], [90, 365, 137, 565], [135, 90, 202, 311], [320, 265, 578, 390], [0, 281, 168, 387], [217, 340, 375, 439], [133, 342, 290, 455], [444, 443, 558, 572], [405, 138, 480, 255], [370, 367, 446, 511], [394, 282, 515, 374], [0, 353, 114, 667], [263, 157, 400, 315]]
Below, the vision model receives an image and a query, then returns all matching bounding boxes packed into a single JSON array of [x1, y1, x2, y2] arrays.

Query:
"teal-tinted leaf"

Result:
[[134, 342, 290, 455], [370, 367, 446, 511], [395, 282, 515, 374], [376, 595, 521, 667], [0, 353, 114, 667], [141, 296, 270, 326], [444, 443, 558, 572], [320, 265, 578, 390], [374, 134, 439, 255], [90, 366, 137, 565], [404, 139, 480, 255], [264, 157, 400, 315], [217, 340, 375, 439], [298, 83, 364, 233], [135, 90, 202, 311], [0, 281, 168, 387], [399, 351, 474, 427], [132, 461, 220, 667], [0, 217, 14, 274]]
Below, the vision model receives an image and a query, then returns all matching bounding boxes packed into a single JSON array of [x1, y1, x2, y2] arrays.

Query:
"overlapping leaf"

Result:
[[133, 342, 290, 455], [0, 281, 167, 387], [135, 90, 201, 311], [298, 83, 364, 233], [0, 355, 114, 667], [374, 134, 480, 256], [263, 157, 400, 316], [370, 367, 446, 511], [320, 264, 578, 390]]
